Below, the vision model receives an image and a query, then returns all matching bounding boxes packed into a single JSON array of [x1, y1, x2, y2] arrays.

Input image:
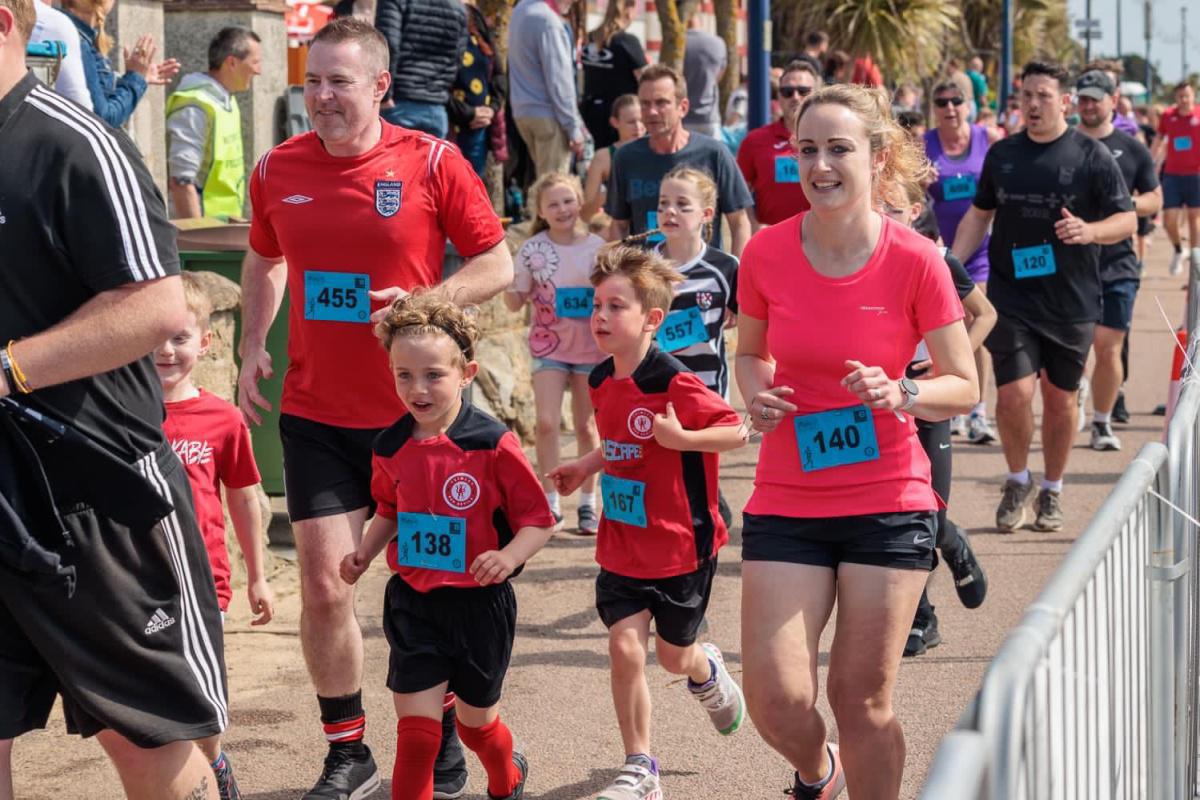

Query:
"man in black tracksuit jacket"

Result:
[[375, 0, 466, 139]]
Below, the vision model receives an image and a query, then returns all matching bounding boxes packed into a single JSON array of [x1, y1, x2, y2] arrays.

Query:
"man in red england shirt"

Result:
[[735, 60, 818, 232], [236, 17, 512, 800], [1153, 81, 1200, 275]]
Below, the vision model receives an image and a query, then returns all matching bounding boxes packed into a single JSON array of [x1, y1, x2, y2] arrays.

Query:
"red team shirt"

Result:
[[1159, 107, 1200, 175], [736, 119, 811, 226], [369, 403, 556, 593], [163, 390, 262, 610], [588, 348, 742, 579], [249, 123, 506, 429], [738, 214, 964, 518]]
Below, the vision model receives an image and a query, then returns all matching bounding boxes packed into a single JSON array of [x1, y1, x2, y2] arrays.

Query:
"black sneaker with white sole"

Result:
[[944, 529, 987, 609], [903, 613, 941, 657], [302, 744, 381, 800]]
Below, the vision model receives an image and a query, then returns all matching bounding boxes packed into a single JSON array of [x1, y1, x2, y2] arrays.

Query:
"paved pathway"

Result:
[[10, 233, 1189, 799]]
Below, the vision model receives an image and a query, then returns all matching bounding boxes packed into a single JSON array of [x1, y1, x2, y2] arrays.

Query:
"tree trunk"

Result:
[[715, 0, 738, 118], [657, 0, 686, 70]]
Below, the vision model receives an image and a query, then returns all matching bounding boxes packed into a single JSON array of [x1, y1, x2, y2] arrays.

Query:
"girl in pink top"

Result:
[[734, 85, 979, 800], [505, 172, 605, 533]]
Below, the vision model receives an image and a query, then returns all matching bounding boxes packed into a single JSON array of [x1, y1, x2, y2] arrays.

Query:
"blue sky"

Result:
[[1066, 0, 1195, 83]]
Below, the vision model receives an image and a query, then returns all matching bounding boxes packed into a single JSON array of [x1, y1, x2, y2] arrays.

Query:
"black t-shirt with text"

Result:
[[1097, 129, 1159, 283], [580, 31, 647, 148], [974, 128, 1133, 322], [0, 73, 179, 461]]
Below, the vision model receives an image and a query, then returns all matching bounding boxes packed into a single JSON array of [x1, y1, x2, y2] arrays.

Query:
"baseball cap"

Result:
[[1076, 70, 1116, 100]]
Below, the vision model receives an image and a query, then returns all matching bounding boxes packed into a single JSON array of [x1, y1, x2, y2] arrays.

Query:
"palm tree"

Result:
[[775, 0, 960, 83]]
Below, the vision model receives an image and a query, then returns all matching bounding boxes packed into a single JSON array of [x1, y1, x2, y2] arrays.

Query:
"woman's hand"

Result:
[[841, 359, 902, 410], [749, 386, 797, 433]]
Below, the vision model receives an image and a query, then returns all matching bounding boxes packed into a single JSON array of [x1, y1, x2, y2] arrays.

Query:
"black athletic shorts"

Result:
[[986, 314, 1096, 392], [0, 444, 227, 746], [1100, 278, 1139, 332], [383, 576, 516, 709], [279, 413, 384, 521], [742, 511, 936, 572], [595, 559, 717, 647]]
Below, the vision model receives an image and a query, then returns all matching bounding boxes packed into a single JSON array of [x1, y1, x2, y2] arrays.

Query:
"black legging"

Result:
[[914, 419, 964, 620]]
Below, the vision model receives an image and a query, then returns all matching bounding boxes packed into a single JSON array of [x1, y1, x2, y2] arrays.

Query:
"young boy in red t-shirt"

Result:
[[340, 291, 556, 800], [155, 272, 276, 800], [549, 244, 748, 800]]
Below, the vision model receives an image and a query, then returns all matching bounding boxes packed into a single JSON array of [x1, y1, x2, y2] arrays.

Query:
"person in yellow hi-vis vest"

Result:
[[166, 26, 261, 219]]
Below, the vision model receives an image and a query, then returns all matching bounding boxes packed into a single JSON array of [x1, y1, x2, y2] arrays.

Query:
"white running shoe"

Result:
[[949, 415, 968, 437], [1090, 421, 1121, 451], [1169, 251, 1183, 276], [689, 643, 745, 735], [967, 412, 996, 445], [596, 759, 662, 800], [1076, 377, 1090, 432]]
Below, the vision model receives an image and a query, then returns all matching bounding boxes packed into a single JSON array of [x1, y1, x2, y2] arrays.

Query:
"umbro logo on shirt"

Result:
[[282, 194, 313, 204], [144, 607, 176, 635], [773, 141, 791, 150]]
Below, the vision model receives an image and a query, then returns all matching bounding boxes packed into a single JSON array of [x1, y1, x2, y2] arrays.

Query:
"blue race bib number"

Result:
[[655, 306, 708, 353], [395, 512, 467, 572], [555, 287, 594, 318], [774, 155, 801, 183], [1175, 136, 1194, 152], [942, 174, 977, 201], [1012, 244, 1057, 279], [645, 211, 665, 244], [304, 271, 370, 323], [601, 473, 647, 527], [793, 405, 880, 472]]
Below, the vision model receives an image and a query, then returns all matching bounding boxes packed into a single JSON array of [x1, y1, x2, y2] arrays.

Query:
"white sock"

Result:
[[1093, 411, 1111, 424], [546, 491, 561, 513], [971, 402, 986, 417], [1041, 478, 1063, 492], [579, 491, 596, 510], [1007, 469, 1031, 485]]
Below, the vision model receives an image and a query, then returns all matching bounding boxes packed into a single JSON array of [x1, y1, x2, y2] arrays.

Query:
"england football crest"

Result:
[[375, 180, 403, 217]]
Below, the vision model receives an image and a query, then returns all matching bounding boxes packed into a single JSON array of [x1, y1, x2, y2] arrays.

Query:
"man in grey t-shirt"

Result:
[[606, 64, 752, 257], [682, 17, 725, 138]]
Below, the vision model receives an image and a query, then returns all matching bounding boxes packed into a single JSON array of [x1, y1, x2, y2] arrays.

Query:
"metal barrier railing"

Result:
[[919, 267, 1200, 800]]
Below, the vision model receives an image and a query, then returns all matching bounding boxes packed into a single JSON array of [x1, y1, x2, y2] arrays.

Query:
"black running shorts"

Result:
[[595, 560, 718, 647], [986, 315, 1096, 392], [0, 445, 227, 746], [383, 576, 516, 709], [741, 511, 936, 572], [279, 413, 384, 522]]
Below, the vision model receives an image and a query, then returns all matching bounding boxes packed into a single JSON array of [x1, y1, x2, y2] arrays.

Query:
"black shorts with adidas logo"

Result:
[[0, 444, 228, 746]]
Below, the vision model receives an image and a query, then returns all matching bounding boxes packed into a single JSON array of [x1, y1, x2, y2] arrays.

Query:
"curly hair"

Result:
[[589, 243, 682, 314], [792, 83, 934, 203], [374, 290, 480, 364]]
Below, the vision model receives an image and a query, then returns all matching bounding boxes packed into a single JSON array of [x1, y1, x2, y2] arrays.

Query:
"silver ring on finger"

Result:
[[761, 406, 771, 421]]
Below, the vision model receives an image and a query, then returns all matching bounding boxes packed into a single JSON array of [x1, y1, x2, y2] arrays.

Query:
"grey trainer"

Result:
[[1033, 488, 1064, 532], [689, 643, 745, 735], [1090, 421, 1121, 451], [996, 477, 1036, 532], [596, 757, 663, 800]]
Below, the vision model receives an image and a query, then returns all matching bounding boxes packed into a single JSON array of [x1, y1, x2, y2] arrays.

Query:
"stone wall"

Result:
[[105, 0, 168, 189]]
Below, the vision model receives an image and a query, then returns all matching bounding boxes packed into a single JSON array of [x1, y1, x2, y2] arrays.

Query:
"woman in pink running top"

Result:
[[734, 85, 978, 799]]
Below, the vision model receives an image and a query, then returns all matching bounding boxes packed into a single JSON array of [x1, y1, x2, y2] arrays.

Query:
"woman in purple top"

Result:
[[924, 78, 1003, 443]]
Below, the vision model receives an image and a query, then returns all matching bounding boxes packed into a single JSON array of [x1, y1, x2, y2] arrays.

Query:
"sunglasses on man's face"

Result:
[[934, 96, 965, 108], [779, 86, 813, 99]]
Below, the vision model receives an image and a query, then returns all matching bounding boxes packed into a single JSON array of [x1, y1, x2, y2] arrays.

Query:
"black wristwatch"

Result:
[[898, 378, 919, 411]]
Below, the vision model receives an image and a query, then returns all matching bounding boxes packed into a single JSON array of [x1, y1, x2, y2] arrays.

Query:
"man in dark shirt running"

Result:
[[953, 60, 1135, 533], [0, 1, 226, 797], [1075, 69, 1162, 452]]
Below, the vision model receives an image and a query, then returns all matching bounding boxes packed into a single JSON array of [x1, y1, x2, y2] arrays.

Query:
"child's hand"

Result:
[[247, 578, 275, 626], [339, 550, 370, 585], [470, 549, 518, 586], [547, 461, 587, 495], [652, 402, 691, 450]]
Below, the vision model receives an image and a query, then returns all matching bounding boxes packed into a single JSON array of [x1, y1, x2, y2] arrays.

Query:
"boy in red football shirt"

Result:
[[340, 292, 556, 800], [155, 272, 275, 800], [549, 244, 748, 800]]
